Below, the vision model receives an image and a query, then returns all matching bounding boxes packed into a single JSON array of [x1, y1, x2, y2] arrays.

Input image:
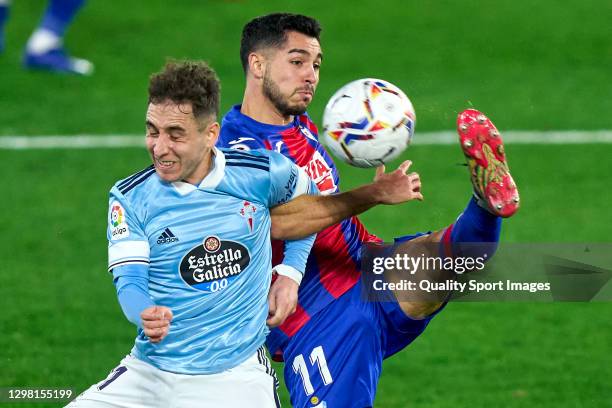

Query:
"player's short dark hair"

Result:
[[148, 60, 220, 123], [240, 13, 322, 73]]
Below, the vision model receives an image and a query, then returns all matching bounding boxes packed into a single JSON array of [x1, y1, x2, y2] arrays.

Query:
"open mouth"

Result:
[[155, 159, 176, 170]]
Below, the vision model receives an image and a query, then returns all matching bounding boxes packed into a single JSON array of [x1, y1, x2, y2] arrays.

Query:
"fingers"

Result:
[[145, 326, 169, 343], [371, 159, 424, 204], [266, 309, 283, 328], [377, 160, 413, 177], [140, 307, 157, 321], [266, 293, 287, 327], [267, 299, 295, 328], [398, 160, 412, 174], [143, 318, 169, 341], [266, 288, 285, 327], [408, 172, 419, 183], [160, 307, 173, 321], [374, 164, 386, 181], [144, 326, 169, 343], [141, 306, 172, 343], [409, 173, 423, 200], [267, 290, 277, 320], [266, 282, 298, 328], [142, 319, 169, 329], [141, 305, 172, 322]]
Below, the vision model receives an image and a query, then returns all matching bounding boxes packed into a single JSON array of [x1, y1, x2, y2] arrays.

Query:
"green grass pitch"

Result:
[[1, 0, 611, 407]]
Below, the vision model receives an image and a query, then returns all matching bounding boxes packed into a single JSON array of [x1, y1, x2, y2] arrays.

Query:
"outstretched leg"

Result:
[[392, 109, 519, 318]]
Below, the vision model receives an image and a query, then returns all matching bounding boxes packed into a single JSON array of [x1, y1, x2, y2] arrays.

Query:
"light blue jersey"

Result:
[[107, 148, 314, 374]]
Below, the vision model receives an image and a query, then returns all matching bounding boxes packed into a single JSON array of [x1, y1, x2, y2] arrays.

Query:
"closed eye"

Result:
[[146, 128, 159, 137]]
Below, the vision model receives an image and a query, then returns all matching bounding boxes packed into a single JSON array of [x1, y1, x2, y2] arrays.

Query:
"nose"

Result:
[[153, 133, 171, 157], [304, 66, 317, 86]]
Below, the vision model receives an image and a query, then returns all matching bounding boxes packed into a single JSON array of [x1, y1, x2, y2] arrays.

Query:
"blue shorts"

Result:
[[283, 277, 441, 408]]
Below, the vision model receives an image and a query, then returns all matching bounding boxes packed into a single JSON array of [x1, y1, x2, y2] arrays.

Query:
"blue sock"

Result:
[[0, 5, 8, 28], [441, 197, 502, 259], [38, 0, 86, 37], [0, 5, 9, 51]]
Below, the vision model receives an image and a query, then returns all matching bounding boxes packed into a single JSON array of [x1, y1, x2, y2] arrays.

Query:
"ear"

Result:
[[248, 52, 266, 80], [205, 121, 220, 147]]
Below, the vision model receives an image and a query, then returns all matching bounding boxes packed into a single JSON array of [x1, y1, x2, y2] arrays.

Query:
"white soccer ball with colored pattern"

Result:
[[322, 78, 416, 168]]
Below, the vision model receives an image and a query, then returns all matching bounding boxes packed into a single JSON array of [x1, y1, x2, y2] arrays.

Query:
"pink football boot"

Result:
[[457, 109, 519, 217]]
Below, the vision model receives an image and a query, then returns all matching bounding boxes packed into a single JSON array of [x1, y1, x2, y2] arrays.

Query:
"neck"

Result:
[[241, 82, 293, 126]]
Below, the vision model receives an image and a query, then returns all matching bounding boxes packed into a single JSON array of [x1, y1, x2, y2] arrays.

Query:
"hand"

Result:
[[266, 274, 299, 328], [140, 305, 173, 343], [372, 160, 423, 204]]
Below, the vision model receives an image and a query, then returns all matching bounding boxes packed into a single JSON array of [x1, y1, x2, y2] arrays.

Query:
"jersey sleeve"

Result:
[[281, 236, 315, 279], [267, 151, 318, 207], [107, 186, 150, 273], [267, 151, 319, 279], [114, 270, 154, 328]]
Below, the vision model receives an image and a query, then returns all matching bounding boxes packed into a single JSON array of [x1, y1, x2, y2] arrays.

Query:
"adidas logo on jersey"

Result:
[[157, 228, 179, 244]]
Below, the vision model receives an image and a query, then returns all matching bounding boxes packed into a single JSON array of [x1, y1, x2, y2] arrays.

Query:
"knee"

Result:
[[398, 301, 444, 320]]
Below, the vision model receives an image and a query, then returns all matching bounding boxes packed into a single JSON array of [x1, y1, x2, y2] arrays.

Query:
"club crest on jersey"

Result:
[[179, 236, 251, 293], [204, 236, 221, 252], [109, 201, 129, 240], [299, 125, 317, 142], [239, 201, 257, 232]]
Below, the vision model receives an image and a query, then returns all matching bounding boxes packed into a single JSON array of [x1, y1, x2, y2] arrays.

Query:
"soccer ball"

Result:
[[322, 78, 416, 168]]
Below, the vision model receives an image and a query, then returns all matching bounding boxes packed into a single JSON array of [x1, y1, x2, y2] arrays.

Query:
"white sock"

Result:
[[26, 28, 61, 55]]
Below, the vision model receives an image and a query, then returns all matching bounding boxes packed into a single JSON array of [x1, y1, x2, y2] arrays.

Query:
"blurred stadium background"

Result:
[[1, 0, 611, 407]]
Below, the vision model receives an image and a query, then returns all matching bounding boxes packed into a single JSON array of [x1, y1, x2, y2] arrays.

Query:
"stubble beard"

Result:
[[263, 71, 309, 117]]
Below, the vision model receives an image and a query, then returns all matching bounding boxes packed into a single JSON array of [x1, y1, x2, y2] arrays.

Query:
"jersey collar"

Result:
[[171, 148, 226, 195], [227, 104, 301, 133]]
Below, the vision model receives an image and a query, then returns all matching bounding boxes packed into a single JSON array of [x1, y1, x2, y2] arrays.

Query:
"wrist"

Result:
[[274, 264, 303, 285], [354, 183, 384, 206]]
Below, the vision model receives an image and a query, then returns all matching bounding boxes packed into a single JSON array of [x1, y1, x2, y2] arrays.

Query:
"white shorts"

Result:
[[66, 347, 280, 408]]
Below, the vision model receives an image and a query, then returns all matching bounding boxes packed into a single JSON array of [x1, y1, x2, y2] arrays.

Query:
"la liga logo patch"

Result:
[[109, 201, 129, 240], [111, 204, 124, 227]]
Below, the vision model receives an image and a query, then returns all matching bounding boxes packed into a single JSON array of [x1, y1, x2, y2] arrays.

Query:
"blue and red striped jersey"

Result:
[[219, 105, 381, 359]]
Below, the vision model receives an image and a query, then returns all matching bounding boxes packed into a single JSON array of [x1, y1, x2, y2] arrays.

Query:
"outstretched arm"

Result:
[[270, 160, 422, 240]]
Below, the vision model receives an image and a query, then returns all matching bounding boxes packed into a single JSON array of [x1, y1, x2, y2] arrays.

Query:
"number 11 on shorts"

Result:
[[292, 346, 333, 396]]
